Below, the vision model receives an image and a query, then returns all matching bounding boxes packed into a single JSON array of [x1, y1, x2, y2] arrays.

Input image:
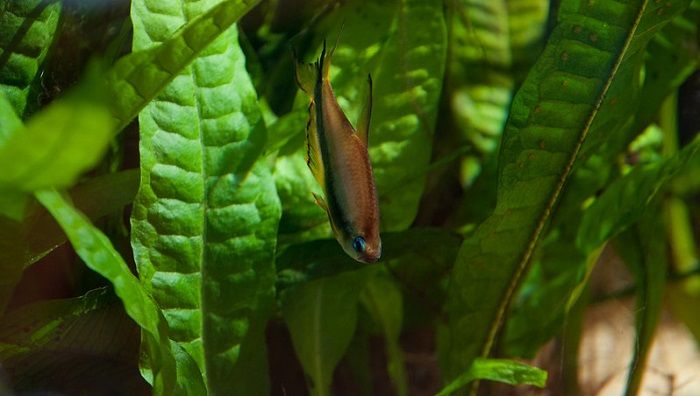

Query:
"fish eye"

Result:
[[352, 237, 366, 253]]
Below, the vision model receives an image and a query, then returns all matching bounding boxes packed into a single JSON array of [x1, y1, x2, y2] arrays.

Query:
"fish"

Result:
[[293, 37, 381, 263]]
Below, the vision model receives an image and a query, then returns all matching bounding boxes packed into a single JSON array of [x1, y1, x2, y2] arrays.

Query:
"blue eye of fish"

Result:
[[352, 237, 366, 253]]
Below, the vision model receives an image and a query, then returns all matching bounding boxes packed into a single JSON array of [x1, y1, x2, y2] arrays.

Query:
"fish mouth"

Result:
[[358, 245, 381, 264]]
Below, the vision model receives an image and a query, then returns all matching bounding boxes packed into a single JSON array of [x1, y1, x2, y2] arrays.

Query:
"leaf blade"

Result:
[[447, 0, 691, 379]]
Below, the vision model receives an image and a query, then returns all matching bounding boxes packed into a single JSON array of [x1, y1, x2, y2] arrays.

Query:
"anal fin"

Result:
[[305, 101, 325, 189]]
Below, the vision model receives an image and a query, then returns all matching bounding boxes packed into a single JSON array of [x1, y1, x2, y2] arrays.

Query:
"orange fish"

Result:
[[293, 38, 381, 263]]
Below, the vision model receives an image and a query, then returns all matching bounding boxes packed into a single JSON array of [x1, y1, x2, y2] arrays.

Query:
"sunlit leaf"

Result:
[[129, 0, 279, 394]]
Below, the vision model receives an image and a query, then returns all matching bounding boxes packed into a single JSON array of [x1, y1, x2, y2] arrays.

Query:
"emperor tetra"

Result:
[[293, 37, 381, 263]]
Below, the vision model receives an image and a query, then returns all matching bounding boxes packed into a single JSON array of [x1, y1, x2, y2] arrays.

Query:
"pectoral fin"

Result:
[[357, 74, 373, 147], [312, 192, 329, 213]]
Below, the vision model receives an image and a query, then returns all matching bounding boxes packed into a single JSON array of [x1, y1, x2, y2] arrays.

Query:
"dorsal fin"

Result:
[[320, 24, 345, 81]]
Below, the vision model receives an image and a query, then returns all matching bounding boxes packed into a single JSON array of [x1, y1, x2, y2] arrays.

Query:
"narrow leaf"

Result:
[[0, 170, 139, 314], [436, 358, 547, 396], [281, 268, 375, 396], [578, 135, 700, 252], [34, 188, 177, 395], [614, 212, 666, 396], [361, 276, 407, 396]]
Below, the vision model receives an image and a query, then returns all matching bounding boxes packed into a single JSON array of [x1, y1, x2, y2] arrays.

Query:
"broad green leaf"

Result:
[[130, 1, 280, 394], [357, 0, 446, 231], [436, 358, 547, 396], [281, 267, 376, 396], [34, 188, 177, 395], [0, 0, 62, 116], [0, 289, 149, 394], [289, 0, 446, 232], [447, 0, 690, 379], [0, 169, 138, 314], [105, 0, 260, 133], [447, 0, 549, 155], [360, 276, 407, 396], [273, 149, 328, 248]]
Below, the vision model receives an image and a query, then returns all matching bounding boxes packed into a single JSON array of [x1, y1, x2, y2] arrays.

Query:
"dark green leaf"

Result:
[[0, 170, 138, 314], [447, 0, 690, 379], [276, 228, 461, 290], [361, 276, 407, 396], [281, 267, 376, 396], [0, 289, 149, 394]]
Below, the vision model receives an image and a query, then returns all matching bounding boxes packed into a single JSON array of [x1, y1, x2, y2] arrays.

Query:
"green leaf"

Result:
[[34, 188, 177, 395], [0, 0, 62, 116], [504, 3, 700, 358], [105, 0, 260, 133], [129, 1, 280, 394], [578, 135, 700, 252], [667, 278, 700, 344], [281, 267, 376, 396], [368, 0, 446, 230], [436, 358, 547, 395], [0, 89, 28, 220], [360, 276, 407, 396], [290, 0, 447, 231], [613, 212, 666, 396], [0, 77, 116, 192], [633, 2, 700, 134], [0, 169, 139, 314], [447, 0, 691, 379], [0, 289, 149, 394], [273, 149, 328, 245], [276, 228, 461, 290], [447, 0, 549, 154]]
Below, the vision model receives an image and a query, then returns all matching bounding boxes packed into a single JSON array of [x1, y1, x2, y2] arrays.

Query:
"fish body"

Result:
[[294, 39, 381, 263]]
